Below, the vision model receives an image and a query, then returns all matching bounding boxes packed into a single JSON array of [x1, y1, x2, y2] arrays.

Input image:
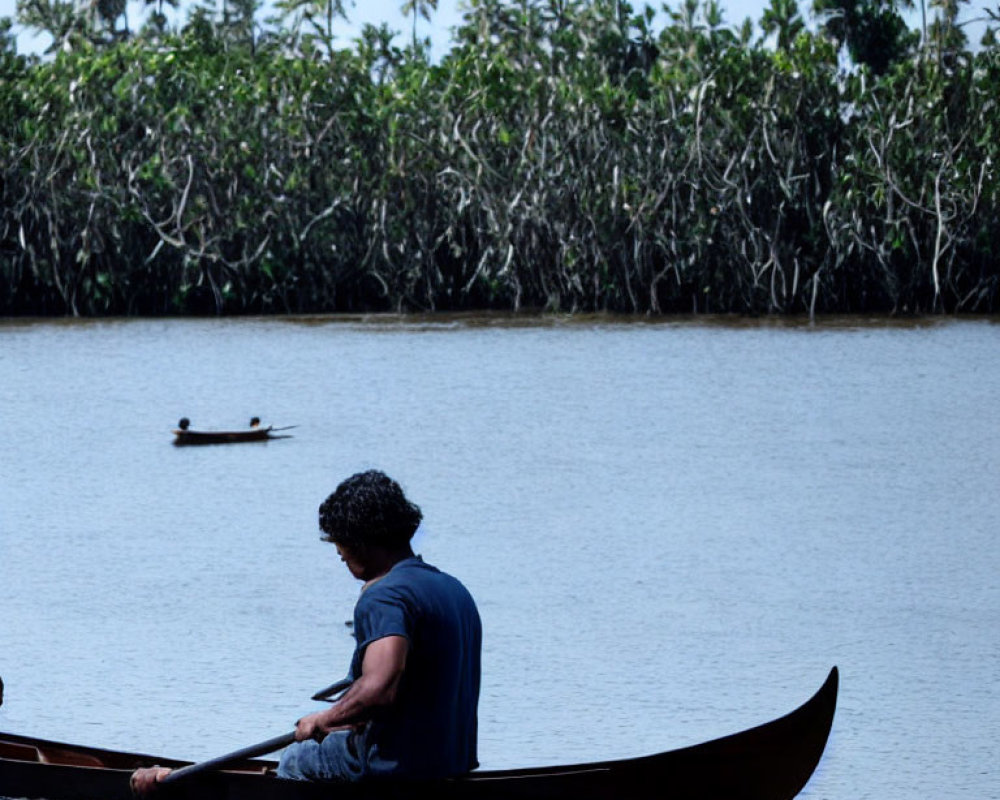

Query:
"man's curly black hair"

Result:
[[319, 470, 422, 551]]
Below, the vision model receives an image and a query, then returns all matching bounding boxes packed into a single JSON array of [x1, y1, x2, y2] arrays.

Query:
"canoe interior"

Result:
[[0, 666, 837, 800]]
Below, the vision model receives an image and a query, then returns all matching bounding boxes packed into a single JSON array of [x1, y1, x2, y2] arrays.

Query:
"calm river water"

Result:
[[1, 315, 998, 799]]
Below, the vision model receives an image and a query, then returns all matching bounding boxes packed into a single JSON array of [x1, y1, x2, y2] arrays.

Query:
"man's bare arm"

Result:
[[295, 635, 408, 741]]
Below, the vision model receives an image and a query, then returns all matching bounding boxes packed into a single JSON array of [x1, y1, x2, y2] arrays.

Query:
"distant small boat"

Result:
[[173, 418, 294, 446]]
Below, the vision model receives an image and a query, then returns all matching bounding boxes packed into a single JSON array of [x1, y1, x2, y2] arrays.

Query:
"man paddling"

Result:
[[131, 470, 481, 793]]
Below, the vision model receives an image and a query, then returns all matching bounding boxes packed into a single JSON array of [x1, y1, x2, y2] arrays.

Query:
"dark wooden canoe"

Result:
[[172, 427, 288, 446], [0, 667, 837, 800]]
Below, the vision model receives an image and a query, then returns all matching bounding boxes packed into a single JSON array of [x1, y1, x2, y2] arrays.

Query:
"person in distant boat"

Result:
[[177, 418, 190, 431], [130, 470, 482, 794], [250, 417, 261, 428]]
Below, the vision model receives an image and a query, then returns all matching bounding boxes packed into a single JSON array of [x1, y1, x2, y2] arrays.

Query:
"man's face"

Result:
[[335, 543, 370, 581]]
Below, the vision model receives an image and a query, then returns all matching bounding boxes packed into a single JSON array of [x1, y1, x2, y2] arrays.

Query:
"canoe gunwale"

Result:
[[0, 667, 838, 800]]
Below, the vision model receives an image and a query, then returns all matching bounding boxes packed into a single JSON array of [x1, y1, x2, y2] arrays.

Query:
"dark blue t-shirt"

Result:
[[349, 556, 481, 779]]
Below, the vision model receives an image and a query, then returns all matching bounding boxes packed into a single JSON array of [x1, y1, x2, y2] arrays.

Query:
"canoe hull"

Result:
[[0, 667, 837, 800], [173, 428, 275, 446]]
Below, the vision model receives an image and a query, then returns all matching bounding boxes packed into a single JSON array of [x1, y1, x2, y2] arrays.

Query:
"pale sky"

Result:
[[0, 0, 992, 57]]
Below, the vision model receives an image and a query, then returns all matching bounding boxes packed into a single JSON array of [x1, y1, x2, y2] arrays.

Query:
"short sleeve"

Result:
[[353, 585, 412, 656]]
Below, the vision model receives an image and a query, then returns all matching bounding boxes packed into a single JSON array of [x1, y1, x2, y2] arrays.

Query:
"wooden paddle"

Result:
[[310, 678, 353, 702], [153, 680, 352, 787], [158, 732, 296, 785]]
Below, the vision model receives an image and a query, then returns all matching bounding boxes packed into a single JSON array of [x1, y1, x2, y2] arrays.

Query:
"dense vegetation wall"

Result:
[[1, 2, 998, 316]]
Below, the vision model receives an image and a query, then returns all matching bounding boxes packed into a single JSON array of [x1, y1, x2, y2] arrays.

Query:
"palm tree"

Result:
[[401, 0, 437, 51], [139, 0, 179, 34], [927, 0, 967, 59], [761, 0, 805, 50], [274, 0, 350, 52], [812, 0, 916, 73]]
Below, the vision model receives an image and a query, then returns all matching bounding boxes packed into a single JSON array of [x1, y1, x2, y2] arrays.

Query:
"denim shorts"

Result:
[[276, 731, 365, 782]]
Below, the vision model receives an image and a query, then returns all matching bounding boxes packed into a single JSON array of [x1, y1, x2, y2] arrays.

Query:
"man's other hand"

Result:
[[130, 766, 171, 796]]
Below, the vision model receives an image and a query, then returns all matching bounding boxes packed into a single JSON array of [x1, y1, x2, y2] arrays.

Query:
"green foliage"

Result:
[[812, 0, 916, 74], [0, 0, 997, 316]]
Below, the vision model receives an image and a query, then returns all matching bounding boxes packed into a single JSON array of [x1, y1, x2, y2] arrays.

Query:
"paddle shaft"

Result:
[[159, 732, 295, 785], [154, 679, 349, 785]]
